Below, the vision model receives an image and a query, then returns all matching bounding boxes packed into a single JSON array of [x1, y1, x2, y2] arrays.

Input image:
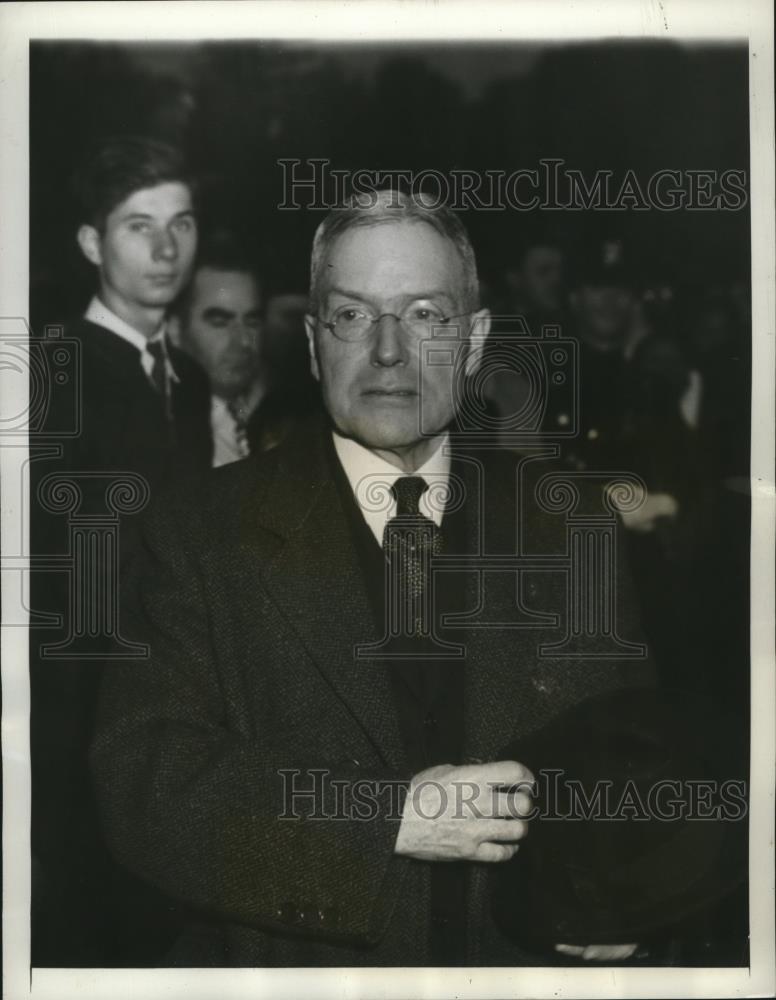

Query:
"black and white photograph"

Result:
[[1, 2, 774, 998]]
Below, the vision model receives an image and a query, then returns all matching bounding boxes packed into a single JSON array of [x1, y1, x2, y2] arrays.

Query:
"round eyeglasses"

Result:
[[316, 303, 473, 343]]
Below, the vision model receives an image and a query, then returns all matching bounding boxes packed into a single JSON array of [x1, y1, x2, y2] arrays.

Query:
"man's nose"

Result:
[[152, 227, 178, 262], [371, 314, 408, 366], [221, 324, 257, 361]]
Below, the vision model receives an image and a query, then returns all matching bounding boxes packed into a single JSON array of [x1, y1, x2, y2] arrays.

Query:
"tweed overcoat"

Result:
[[90, 416, 653, 966]]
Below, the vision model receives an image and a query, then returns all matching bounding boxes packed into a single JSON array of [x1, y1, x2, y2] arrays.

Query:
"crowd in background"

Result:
[[482, 233, 750, 716]]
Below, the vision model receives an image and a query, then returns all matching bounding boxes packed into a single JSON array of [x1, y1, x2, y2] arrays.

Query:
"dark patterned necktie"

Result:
[[382, 475, 443, 640], [145, 339, 167, 397], [227, 398, 251, 458]]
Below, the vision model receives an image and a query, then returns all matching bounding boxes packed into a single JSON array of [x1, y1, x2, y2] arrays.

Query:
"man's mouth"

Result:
[[362, 387, 417, 397]]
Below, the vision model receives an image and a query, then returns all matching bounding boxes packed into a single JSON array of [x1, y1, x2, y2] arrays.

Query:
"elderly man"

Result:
[[91, 191, 650, 967]]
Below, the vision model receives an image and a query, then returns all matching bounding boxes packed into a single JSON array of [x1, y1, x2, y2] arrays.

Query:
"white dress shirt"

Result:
[[84, 296, 179, 386], [333, 430, 452, 547], [210, 380, 268, 468], [211, 396, 250, 467]]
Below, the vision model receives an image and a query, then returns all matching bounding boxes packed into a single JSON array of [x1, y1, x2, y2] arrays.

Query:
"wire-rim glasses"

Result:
[[316, 302, 473, 343]]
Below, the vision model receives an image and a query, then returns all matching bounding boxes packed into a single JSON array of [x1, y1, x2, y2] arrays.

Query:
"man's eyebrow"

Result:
[[326, 286, 371, 302], [119, 209, 196, 222], [202, 307, 236, 320]]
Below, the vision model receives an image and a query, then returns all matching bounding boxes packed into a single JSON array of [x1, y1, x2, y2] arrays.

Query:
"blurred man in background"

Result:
[[553, 238, 649, 471], [171, 234, 316, 463], [501, 237, 566, 333]]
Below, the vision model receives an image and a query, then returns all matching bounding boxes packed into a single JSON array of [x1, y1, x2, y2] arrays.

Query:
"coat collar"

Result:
[[244, 417, 535, 770]]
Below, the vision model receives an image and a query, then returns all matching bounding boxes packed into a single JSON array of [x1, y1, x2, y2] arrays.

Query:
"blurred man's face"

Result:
[[510, 245, 564, 313], [79, 182, 197, 311], [178, 267, 262, 399], [575, 284, 635, 348], [305, 220, 488, 466]]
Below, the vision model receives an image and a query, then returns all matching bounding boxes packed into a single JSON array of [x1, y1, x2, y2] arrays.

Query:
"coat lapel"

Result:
[[244, 425, 539, 772], [455, 450, 544, 764], [250, 420, 408, 771]]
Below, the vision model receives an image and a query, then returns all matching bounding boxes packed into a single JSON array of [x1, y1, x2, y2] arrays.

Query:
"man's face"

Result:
[[80, 182, 197, 310], [575, 284, 635, 347], [518, 246, 564, 313], [178, 267, 262, 399], [305, 220, 488, 456]]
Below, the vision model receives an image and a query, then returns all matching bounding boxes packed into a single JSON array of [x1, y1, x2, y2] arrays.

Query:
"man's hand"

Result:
[[618, 492, 678, 533], [394, 760, 534, 863], [554, 943, 639, 961]]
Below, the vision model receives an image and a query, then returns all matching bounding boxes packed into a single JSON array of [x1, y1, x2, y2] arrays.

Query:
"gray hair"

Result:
[[309, 189, 480, 312]]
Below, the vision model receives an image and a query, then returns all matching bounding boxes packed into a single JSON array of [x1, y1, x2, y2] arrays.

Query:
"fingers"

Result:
[[555, 943, 639, 961], [456, 760, 535, 819], [395, 760, 536, 862], [584, 944, 638, 961], [473, 841, 521, 863], [478, 818, 528, 844], [619, 492, 679, 533], [491, 788, 534, 819], [459, 759, 534, 788]]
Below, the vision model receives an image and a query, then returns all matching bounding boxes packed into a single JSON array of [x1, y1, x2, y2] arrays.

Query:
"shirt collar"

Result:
[[332, 430, 451, 544], [84, 296, 179, 383]]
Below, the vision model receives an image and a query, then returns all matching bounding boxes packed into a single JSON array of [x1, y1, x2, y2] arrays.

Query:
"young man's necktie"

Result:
[[145, 339, 168, 397]]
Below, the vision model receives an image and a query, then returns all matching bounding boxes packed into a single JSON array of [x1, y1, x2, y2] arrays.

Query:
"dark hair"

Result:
[[72, 135, 196, 231], [194, 229, 258, 278], [173, 230, 261, 319]]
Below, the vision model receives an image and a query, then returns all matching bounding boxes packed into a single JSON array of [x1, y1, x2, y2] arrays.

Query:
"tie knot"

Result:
[[391, 475, 427, 516], [145, 338, 165, 363]]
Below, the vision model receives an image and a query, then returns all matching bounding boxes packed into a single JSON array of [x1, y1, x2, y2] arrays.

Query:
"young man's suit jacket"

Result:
[[91, 415, 654, 967], [30, 317, 212, 965]]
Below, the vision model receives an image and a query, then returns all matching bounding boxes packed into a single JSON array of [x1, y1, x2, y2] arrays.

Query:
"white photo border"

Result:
[[1, 2, 773, 998]]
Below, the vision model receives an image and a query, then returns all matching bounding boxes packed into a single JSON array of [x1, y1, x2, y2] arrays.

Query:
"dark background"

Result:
[[30, 39, 749, 326], [28, 38, 752, 967]]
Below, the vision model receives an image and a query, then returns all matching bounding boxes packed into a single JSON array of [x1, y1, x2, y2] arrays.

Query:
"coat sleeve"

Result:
[[89, 492, 413, 948]]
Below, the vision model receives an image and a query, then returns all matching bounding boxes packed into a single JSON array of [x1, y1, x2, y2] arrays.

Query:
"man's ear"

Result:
[[464, 308, 491, 378], [76, 225, 103, 267], [303, 314, 320, 382]]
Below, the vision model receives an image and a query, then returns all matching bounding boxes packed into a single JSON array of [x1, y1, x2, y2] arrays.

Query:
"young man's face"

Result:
[[80, 182, 197, 312]]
